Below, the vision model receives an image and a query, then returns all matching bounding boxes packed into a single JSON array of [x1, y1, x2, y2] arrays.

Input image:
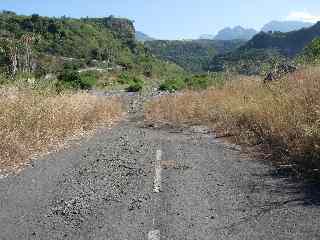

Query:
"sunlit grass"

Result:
[[0, 88, 122, 171]]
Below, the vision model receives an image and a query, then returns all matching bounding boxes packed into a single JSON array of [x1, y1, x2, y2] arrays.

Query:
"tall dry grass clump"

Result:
[[0, 89, 122, 170], [146, 67, 320, 168]]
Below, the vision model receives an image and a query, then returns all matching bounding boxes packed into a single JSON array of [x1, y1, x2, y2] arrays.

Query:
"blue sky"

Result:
[[1, 0, 320, 39]]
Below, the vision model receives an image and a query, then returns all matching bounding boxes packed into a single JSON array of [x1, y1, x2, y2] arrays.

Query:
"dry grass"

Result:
[[0, 89, 122, 171], [145, 67, 320, 168]]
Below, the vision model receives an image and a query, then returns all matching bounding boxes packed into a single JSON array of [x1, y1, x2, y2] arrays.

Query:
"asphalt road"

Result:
[[1, 115, 320, 239]]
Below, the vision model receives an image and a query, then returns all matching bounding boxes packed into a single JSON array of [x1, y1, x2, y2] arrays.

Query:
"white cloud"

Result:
[[286, 10, 320, 23]]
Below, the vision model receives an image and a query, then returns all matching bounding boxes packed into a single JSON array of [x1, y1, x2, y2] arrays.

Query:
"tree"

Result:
[[0, 33, 39, 76], [0, 38, 18, 76]]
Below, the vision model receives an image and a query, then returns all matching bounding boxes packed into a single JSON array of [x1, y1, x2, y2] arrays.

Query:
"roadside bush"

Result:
[[116, 72, 144, 92], [185, 75, 210, 90], [57, 70, 82, 90], [159, 73, 227, 92], [159, 78, 186, 92], [126, 77, 144, 92], [117, 72, 132, 85], [79, 71, 99, 89], [57, 69, 93, 91], [0, 73, 8, 85]]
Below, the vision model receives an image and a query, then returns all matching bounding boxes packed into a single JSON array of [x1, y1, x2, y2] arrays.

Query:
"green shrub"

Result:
[[0, 73, 8, 85], [187, 73, 227, 90], [159, 78, 186, 92], [117, 73, 145, 92], [117, 72, 131, 84], [159, 73, 227, 92], [126, 77, 144, 92], [79, 71, 99, 89], [62, 61, 84, 71], [185, 75, 210, 90], [57, 69, 93, 91]]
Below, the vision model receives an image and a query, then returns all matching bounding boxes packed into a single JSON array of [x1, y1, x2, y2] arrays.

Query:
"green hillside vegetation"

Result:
[[0, 12, 134, 63], [144, 39, 245, 73], [0, 11, 185, 91]]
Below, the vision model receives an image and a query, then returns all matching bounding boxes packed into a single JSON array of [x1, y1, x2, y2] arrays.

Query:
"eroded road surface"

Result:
[[1, 102, 320, 239]]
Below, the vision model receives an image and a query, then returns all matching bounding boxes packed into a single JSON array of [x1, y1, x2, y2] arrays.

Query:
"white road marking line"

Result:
[[153, 150, 162, 193], [0, 174, 8, 180], [149, 150, 162, 240], [148, 230, 160, 240]]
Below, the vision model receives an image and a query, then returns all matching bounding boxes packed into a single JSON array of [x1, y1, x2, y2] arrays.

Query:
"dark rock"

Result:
[[264, 63, 297, 83]]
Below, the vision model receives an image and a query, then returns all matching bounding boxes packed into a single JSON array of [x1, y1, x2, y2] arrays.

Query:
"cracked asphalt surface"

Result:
[[1, 95, 320, 239]]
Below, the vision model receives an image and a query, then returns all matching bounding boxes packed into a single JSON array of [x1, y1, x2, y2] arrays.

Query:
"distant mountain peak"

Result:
[[214, 26, 257, 41], [234, 25, 244, 30]]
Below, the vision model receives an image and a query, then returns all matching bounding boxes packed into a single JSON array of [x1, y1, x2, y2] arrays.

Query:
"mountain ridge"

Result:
[[135, 31, 155, 42], [207, 21, 320, 75], [244, 21, 320, 57], [262, 20, 314, 33]]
